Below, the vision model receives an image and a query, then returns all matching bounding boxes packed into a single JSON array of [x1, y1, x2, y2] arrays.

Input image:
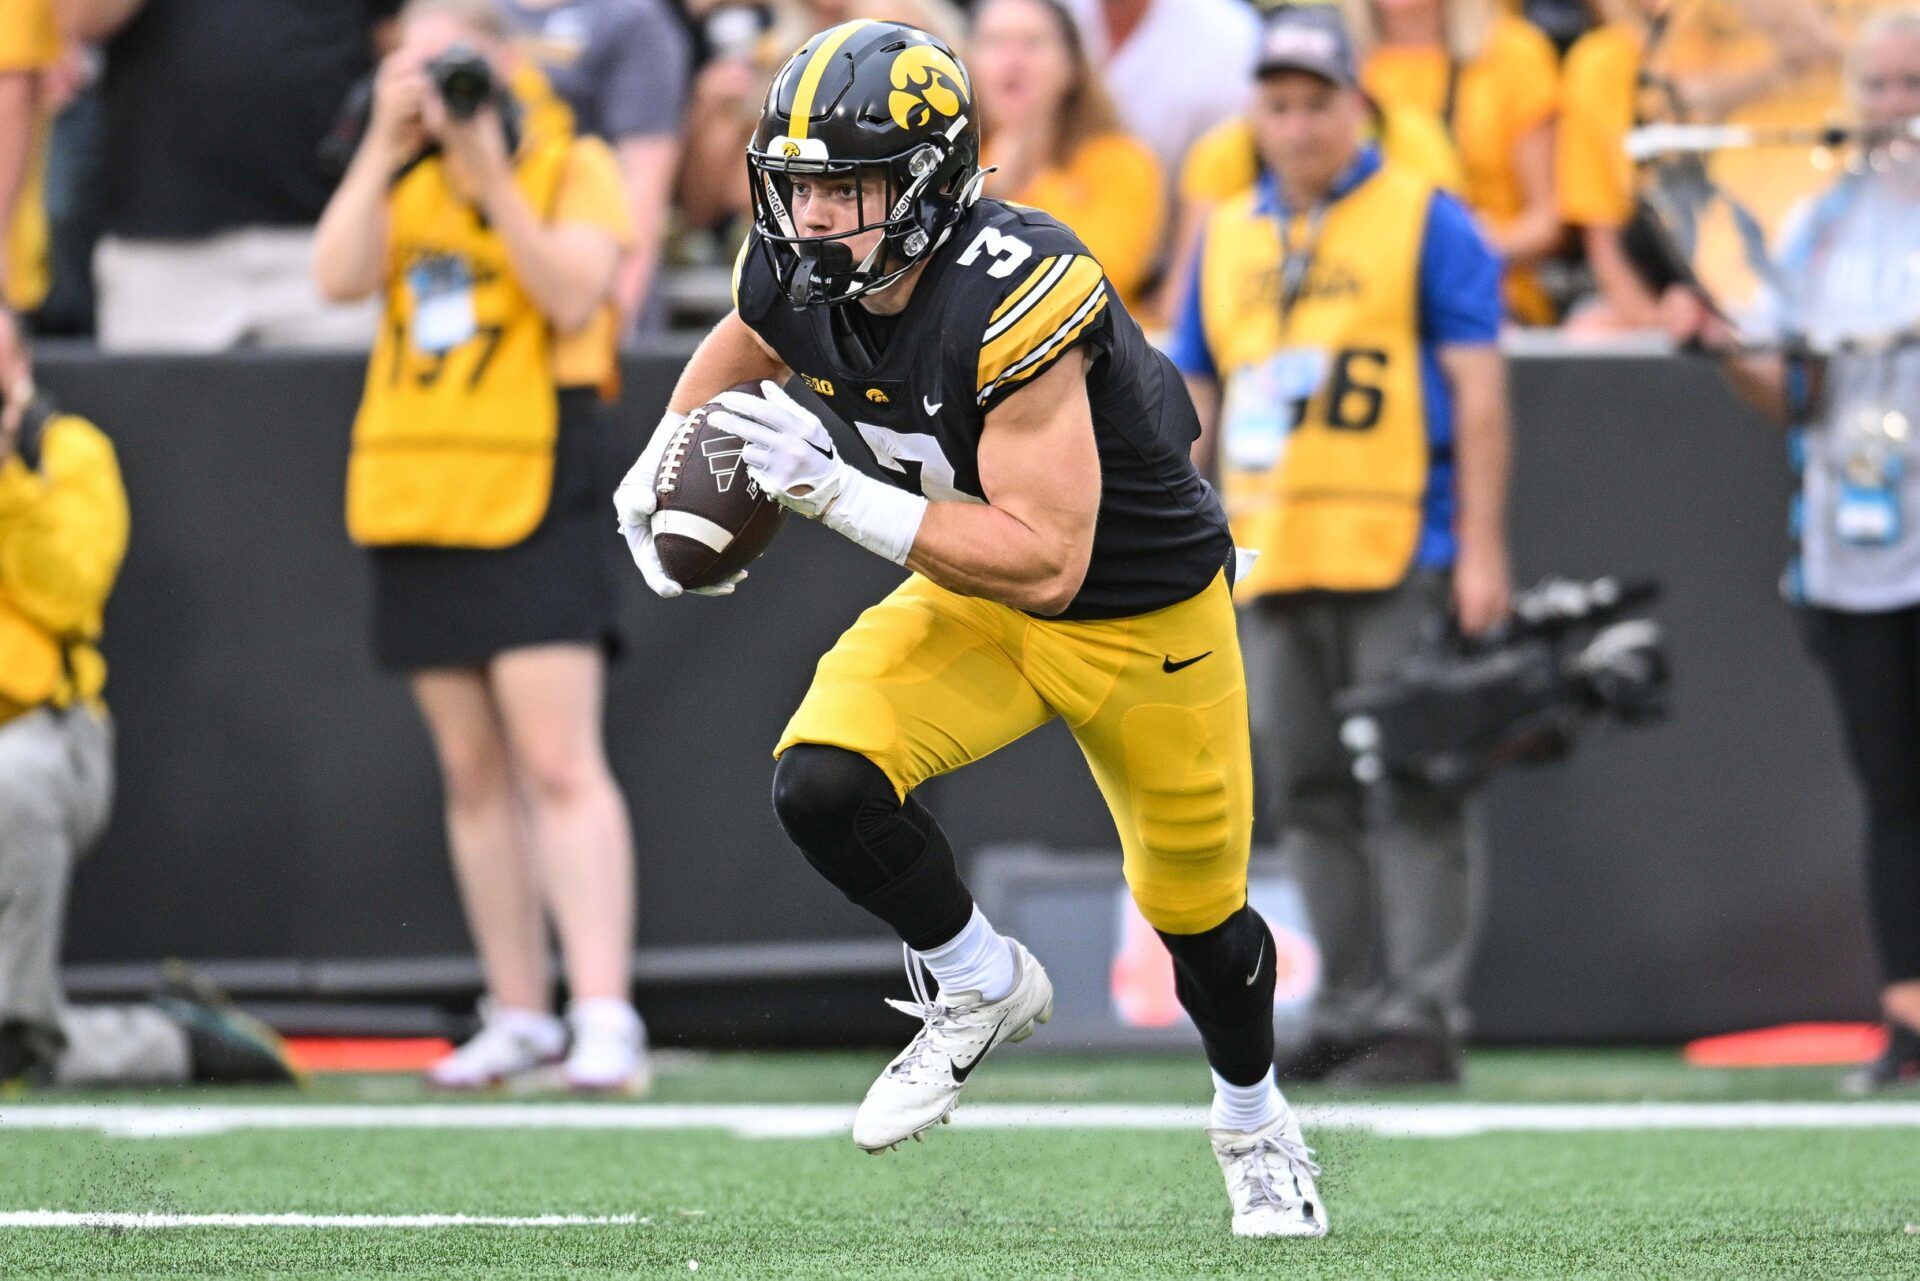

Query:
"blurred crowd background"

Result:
[[0, 0, 1889, 350]]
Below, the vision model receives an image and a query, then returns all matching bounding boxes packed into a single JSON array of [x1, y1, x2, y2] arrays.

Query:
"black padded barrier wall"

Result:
[[38, 349, 1869, 1041]]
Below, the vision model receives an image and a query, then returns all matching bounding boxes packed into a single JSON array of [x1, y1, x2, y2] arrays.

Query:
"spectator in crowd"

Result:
[[0, 0, 60, 318], [1059, 0, 1260, 186], [30, 33, 102, 336], [501, 0, 688, 333], [1343, 0, 1562, 323], [313, 0, 645, 1093], [1170, 4, 1510, 1085], [1556, 0, 1662, 333], [972, 0, 1162, 311], [1560, 0, 1843, 336], [1661, 9, 1920, 1093], [67, 0, 393, 352], [0, 308, 296, 1090], [675, 0, 966, 238], [1165, 2, 1465, 327]]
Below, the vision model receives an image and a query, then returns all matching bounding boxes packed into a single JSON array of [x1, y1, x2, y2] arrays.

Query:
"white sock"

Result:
[[913, 906, 1016, 1003], [489, 1005, 566, 1055], [567, 998, 641, 1036], [1210, 1067, 1286, 1132]]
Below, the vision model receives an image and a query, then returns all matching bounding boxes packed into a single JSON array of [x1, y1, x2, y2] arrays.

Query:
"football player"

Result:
[[613, 20, 1326, 1238]]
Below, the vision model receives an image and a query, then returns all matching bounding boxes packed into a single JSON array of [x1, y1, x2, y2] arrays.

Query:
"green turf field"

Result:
[[4, 1049, 1918, 1278]]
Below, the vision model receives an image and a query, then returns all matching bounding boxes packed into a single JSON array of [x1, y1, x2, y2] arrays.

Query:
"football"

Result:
[[650, 382, 789, 590]]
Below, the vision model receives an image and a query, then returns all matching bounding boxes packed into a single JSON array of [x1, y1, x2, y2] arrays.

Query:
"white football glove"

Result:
[[709, 380, 928, 566], [612, 409, 746, 598], [707, 380, 849, 517]]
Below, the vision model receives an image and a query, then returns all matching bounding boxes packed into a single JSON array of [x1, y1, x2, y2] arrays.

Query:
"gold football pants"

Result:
[[775, 572, 1252, 934]]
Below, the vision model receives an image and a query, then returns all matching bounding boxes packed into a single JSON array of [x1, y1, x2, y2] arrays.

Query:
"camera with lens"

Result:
[[1335, 577, 1671, 792], [426, 44, 495, 120]]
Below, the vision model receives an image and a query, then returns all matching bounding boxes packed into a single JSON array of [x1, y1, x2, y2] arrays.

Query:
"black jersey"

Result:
[[733, 199, 1232, 621]]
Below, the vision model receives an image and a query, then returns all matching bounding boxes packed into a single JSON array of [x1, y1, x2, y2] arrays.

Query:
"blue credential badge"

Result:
[[409, 255, 478, 355], [1834, 408, 1910, 548], [1221, 347, 1329, 472]]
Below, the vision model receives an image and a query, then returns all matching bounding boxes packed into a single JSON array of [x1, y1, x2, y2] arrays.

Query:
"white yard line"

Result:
[[0, 1211, 638, 1230], [2, 1100, 1919, 1140]]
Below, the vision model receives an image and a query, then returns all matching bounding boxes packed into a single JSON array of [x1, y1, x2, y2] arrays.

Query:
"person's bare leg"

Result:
[[411, 666, 551, 1012], [489, 645, 635, 1004], [1884, 980, 1920, 1032]]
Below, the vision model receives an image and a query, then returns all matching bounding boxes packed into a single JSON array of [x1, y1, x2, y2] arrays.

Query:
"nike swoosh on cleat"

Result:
[[1246, 937, 1266, 986], [1162, 651, 1213, 673], [949, 1015, 1008, 1083]]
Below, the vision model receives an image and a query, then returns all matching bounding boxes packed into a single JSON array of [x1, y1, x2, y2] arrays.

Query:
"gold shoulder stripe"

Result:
[[788, 21, 872, 141], [730, 236, 751, 310], [978, 284, 1108, 406], [988, 255, 1061, 326], [977, 255, 1104, 393]]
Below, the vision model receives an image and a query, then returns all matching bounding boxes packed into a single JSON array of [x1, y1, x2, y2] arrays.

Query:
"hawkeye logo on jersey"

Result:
[[888, 46, 967, 130], [865, 388, 890, 404], [800, 372, 836, 398]]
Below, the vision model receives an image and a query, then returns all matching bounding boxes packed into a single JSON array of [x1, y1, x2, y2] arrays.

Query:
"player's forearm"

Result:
[[905, 502, 1091, 616], [668, 312, 788, 413]]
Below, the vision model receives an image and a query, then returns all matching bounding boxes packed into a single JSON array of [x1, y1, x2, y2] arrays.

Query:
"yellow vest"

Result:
[[346, 132, 573, 549], [0, 414, 125, 724], [1201, 162, 1434, 598]]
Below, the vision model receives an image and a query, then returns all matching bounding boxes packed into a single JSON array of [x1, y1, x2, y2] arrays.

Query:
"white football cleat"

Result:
[[852, 939, 1053, 1153], [563, 1001, 653, 1095], [1209, 1109, 1329, 1238], [425, 1004, 565, 1091]]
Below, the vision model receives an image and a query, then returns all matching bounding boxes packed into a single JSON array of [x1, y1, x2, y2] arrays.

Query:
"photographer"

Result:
[[312, 0, 645, 1092], [0, 309, 292, 1088], [1662, 10, 1920, 1092], [1171, 6, 1510, 1086]]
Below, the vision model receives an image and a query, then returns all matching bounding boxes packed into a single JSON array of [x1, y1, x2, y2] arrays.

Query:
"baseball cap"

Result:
[[1254, 4, 1359, 87]]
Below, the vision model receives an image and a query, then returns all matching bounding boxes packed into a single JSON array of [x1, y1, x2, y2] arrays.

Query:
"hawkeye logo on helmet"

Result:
[[888, 46, 967, 130], [768, 135, 829, 162]]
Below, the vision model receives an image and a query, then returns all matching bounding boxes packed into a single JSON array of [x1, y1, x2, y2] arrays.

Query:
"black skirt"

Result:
[[367, 388, 625, 672]]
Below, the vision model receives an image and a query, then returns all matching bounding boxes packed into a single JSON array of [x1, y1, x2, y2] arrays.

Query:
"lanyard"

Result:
[[1275, 201, 1330, 336]]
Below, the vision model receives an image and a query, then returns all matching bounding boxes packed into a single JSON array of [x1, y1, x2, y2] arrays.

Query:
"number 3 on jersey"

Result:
[[855, 422, 982, 505], [957, 227, 1033, 280]]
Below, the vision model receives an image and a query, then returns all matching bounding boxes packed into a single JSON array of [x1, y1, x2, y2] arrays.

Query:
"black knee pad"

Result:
[[770, 744, 972, 950], [1158, 905, 1278, 1086], [770, 743, 888, 867]]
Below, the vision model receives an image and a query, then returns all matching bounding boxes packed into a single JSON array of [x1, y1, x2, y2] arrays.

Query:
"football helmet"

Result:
[[748, 20, 984, 307]]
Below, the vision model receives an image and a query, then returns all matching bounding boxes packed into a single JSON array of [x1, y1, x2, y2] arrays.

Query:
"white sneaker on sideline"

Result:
[[852, 939, 1053, 1153], [426, 1003, 565, 1091], [563, 1000, 652, 1095], [1209, 1109, 1329, 1238]]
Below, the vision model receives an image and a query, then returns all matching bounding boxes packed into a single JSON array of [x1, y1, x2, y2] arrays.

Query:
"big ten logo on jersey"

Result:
[[800, 372, 836, 398], [855, 421, 981, 505], [957, 227, 1032, 280]]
